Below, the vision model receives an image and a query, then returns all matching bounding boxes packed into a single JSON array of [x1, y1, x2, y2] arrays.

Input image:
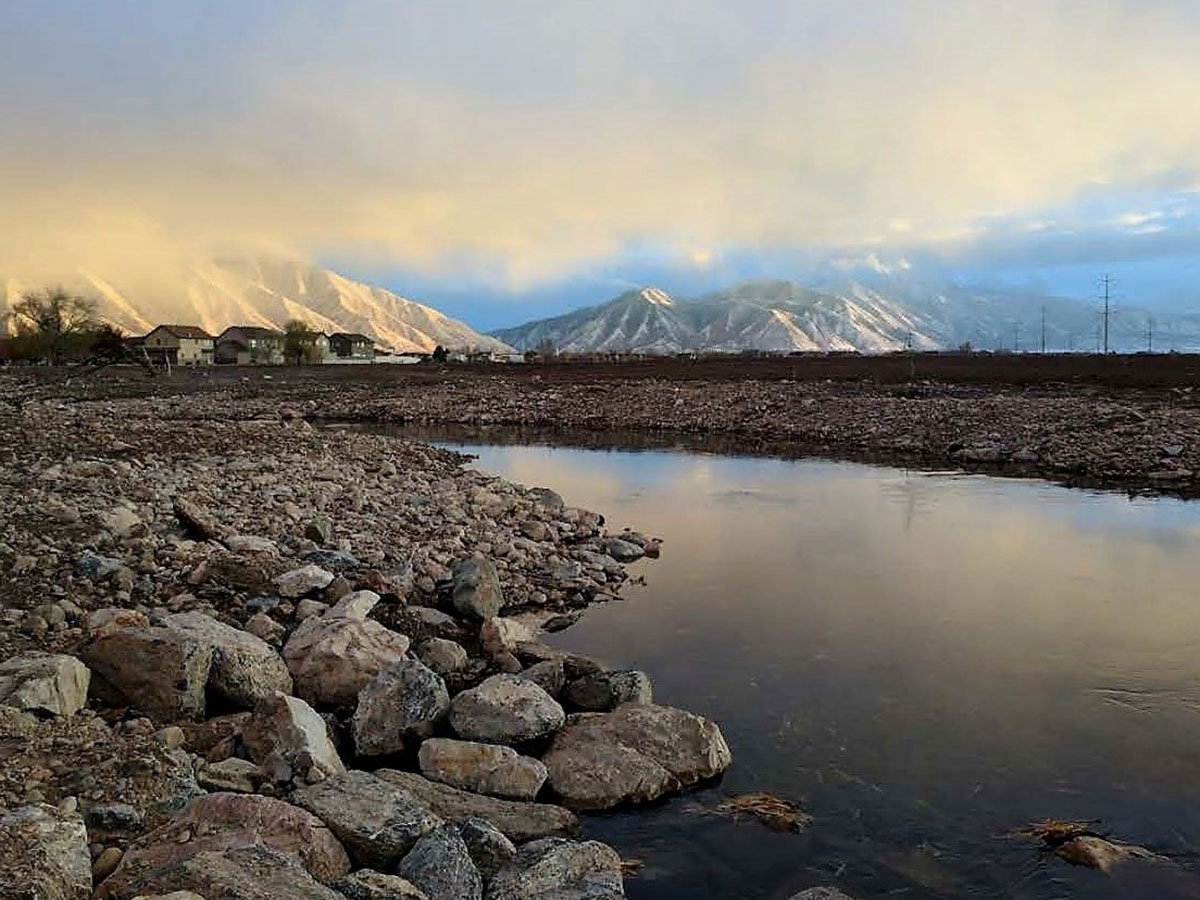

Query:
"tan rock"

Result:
[[283, 614, 409, 707], [0, 652, 90, 717], [94, 793, 350, 899], [82, 627, 213, 722], [243, 692, 345, 784], [418, 738, 547, 801]]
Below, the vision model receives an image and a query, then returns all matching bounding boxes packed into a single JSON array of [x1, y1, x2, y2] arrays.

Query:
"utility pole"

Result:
[[1100, 274, 1113, 354], [1013, 321, 1020, 353], [1147, 316, 1154, 353], [1040, 306, 1046, 354]]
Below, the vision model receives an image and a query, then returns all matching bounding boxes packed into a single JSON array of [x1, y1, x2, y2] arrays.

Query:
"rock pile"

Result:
[[0, 390, 730, 900]]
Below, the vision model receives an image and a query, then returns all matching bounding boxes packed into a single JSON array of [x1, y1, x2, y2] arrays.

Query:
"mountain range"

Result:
[[492, 276, 1200, 354], [2, 257, 509, 354]]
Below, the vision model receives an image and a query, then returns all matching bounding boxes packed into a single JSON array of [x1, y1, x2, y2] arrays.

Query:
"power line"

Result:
[[1100, 273, 1113, 354]]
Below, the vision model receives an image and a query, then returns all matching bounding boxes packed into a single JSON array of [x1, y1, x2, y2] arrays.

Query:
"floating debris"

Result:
[[713, 792, 812, 833], [1019, 820, 1164, 873], [620, 858, 645, 877]]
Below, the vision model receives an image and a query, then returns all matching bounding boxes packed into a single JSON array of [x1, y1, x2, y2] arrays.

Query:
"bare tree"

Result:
[[7, 288, 100, 363]]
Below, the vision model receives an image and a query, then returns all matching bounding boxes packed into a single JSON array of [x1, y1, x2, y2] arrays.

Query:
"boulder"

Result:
[[486, 838, 625, 900], [459, 817, 516, 882], [332, 870, 430, 900], [291, 770, 442, 870], [562, 670, 652, 712], [516, 660, 565, 698], [397, 824, 482, 900], [327, 589, 380, 620], [99, 845, 344, 900], [787, 890, 858, 900], [600, 538, 643, 563], [84, 607, 150, 638], [243, 691, 345, 784], [197, 757, 263, 793], [375, 770, 577, 844], [284, 613, 410, 707], [542, 704, 732, 810], [163, 611, 292, 708], [0, 804, 91, 900], [0, 652, 90, 717], [416, 638, 469, 676], [353, 658, 450, 757], [93, 793, 350, 898], [82, 626, 213, 722], [451, 558, 504, 620], [418, 738, 547, 801], [480, 617, 536, 658], [274, 564, 335, 598], [449, 674, 565, 744]]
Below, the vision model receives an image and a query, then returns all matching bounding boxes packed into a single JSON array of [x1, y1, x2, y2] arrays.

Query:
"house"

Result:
[[328, 332, 374, 360], [215, 326, 285, 365], [139, 325, 215, 366]]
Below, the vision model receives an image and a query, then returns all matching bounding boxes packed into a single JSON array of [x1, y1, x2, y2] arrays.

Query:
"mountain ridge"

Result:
[[492, 276, 1200, 354], [3, 258, 511, 354]]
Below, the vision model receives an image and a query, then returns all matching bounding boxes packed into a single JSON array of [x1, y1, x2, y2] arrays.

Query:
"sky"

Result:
[[4, 1, 1200, 330]]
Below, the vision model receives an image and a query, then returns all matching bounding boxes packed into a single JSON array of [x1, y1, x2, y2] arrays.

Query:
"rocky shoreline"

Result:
[[8, 364, 1200, 498], [0, 390, 753, 900]]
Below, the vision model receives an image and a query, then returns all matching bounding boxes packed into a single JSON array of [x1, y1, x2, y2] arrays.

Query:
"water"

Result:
[[402, 427, 1200, 899]]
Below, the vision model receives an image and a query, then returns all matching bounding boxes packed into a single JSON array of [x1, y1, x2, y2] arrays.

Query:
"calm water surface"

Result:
[[404, 428, 1200, 899]]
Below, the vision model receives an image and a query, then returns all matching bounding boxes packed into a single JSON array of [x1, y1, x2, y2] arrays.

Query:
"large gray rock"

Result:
[[375, 770, 577, 844], [451, 557, 504, 620], [0, 652, 90, 717], [459, 817, 516, 882], [98, 845, 344, 900], [600, 538, 643, 563], [291, 770, 442, 870], [93, 793, 350, 898], [416, 638, 469, 676], [542, 704, 732, 810], [274, 564, 335, 598], [353, 658, 450, 757], [163, 611, 292, 708], [333, 870, 430, 900], [419, 738, 547, 801], [449, 674, 564, 744], [788, 890, 858, 900], [243, 691, 345, 784], [283, 612, 410, 707], [486, 838, 624, 900], [82, 626, 213, 722], [0, 804, 91, 900], [562, 670, 652, 712], [397, 824, 483, 900], [516, 659, 565, 698]]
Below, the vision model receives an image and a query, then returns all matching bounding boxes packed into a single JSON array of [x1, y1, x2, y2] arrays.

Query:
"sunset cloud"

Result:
[[3, 1, 1200, 291]]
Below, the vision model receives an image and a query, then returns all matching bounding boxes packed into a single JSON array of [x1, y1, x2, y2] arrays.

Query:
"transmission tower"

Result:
[[1100, 274, 1113, 353]]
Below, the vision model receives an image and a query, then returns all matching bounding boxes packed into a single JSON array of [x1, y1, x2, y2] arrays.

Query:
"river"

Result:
[[393, 426, 1200, 899]]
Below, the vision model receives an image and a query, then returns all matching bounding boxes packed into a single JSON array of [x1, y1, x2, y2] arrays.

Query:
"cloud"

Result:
[[3, 0, 1200, 288]]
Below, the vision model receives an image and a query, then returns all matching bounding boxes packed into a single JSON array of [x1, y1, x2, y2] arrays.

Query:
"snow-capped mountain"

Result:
[[490, 287, 695, 355], [3, 257, 510, 353], [493, 277, 1200, 354]]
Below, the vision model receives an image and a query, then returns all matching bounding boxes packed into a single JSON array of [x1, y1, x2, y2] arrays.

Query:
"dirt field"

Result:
[[5, 353, 1200, 499]]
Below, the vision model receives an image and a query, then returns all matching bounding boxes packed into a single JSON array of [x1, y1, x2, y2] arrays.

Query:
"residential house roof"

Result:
[[150, 325, 215, 340], [217, 325, 284, 341], [329, 332, 373, 343]]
